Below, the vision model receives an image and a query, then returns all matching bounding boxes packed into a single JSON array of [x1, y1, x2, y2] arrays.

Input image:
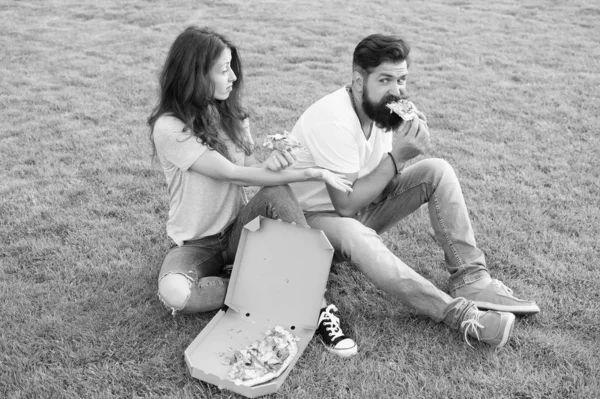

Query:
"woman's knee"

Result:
[[256, 185, 306, 225], [158, 273, 229, 314], [256, 185, 295, 203], [158, 273, 192, 312]]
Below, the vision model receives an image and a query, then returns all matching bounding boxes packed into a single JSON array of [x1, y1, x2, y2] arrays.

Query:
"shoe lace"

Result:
[[321, 304, 344, 340], [461, 310, 484, 348], [492, 279, 514, 296]]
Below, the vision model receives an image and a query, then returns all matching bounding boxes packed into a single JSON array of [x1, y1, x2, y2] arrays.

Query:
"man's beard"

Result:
[[361, 86, 404, 131]]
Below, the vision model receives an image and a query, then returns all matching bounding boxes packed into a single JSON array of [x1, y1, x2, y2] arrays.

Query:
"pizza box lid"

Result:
[[184, 216, 334, 398], [225, 216, 333, 329]]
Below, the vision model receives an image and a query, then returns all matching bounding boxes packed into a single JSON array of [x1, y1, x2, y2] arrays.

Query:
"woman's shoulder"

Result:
[[154, 113, 186, 134]]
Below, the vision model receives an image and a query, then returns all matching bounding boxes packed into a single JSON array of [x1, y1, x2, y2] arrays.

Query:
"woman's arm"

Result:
[[245, 149, 296, 171], [190, 148, 353, 192]]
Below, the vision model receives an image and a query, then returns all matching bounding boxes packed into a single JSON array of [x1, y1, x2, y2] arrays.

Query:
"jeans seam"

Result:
[[193, 250, 221, 271], [197, 278, 229, 288], [432, 189, 463, 267]]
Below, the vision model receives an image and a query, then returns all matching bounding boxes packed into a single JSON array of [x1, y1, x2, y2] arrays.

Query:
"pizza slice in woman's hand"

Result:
[[263, 131, 306, 153]]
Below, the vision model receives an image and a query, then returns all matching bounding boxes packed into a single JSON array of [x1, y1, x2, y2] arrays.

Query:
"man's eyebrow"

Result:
[[377, 72, 408, 79]]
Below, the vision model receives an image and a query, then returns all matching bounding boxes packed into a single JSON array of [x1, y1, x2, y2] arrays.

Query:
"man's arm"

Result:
[[326, 154, 397, 217], [326, 117, 430, 217]]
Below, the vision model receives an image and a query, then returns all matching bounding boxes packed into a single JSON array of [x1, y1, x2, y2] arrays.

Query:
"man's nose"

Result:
[[389, 84, 403, 98], [399, 85, 407, 97]]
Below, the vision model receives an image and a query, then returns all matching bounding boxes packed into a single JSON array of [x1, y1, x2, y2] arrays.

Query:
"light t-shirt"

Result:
[[153, 115, 252, 245], [288, 87, 393, 212]]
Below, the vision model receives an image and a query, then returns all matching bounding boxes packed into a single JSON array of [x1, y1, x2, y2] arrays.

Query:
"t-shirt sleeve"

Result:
[[301, 122, 360, 174], [153, 117, 207, 171]]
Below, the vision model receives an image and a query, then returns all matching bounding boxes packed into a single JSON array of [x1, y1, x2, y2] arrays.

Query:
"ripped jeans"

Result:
[[157, 185, 308, 314]]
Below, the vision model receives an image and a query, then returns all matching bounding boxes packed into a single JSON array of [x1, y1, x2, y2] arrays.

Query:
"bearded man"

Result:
[[284, 33, 539, 349]]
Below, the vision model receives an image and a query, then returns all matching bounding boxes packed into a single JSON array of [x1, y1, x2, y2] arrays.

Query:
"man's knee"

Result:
[[421, 158, 457, 184], [158, 273, 191, 312]]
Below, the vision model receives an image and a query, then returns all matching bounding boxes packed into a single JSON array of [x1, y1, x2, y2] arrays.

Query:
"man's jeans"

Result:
[[158, 185, 308, 314], [305, 158, 489, 330]]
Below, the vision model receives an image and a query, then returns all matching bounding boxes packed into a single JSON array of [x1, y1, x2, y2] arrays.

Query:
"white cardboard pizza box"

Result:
[[184, 216, 333, 398]]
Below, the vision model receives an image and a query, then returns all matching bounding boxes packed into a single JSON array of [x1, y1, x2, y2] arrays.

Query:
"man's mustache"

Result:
[[381, 94, 407, 106]]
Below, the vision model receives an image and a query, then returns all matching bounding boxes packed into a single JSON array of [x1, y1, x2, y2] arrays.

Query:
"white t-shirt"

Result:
[[153, 115, 252, 245], [288, 87, 393, 212]]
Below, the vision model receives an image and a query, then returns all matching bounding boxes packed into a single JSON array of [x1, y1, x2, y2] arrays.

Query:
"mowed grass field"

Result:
[[1, 0, 599, 398]]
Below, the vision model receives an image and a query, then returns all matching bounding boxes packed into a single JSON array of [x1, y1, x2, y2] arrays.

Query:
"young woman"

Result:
[[147, 26, 357, 358]]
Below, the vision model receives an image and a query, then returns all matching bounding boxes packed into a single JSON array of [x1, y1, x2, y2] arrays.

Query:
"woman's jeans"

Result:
[[305, 158, 488, 330], [157, 185, 308, 314]]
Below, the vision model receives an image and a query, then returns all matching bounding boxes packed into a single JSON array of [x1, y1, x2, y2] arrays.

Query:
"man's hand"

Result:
[[263, 149, 295, 171], [415, 110, 427, 125], [390, 116, 431, 165]]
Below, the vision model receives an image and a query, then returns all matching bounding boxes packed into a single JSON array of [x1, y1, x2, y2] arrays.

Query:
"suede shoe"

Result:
[[461, 307, 515, 348], [452, 278, 540, 315], [317, 304, 357, 358]]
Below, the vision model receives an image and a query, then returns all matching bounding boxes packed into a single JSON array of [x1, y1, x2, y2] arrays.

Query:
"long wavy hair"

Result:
[[147, 26, 252, 161]]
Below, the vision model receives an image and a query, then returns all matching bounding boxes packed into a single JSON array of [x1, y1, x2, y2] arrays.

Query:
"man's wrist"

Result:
[[388, 152, 405, 175]]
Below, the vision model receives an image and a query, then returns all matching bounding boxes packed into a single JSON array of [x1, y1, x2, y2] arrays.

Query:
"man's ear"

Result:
[[352, 70, 364, 93]]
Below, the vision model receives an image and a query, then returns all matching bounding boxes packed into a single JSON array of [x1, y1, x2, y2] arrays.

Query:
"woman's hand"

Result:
[[304, 168, 354, 193], [264, 149, 295, 171]]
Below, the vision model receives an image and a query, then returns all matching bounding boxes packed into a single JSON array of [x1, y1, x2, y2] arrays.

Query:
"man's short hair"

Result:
[[352, 34, 411, 75]]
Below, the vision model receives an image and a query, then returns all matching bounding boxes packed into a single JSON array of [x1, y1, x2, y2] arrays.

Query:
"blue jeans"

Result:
[[305, 158, 487, 330], [158, 185, 308, 314]]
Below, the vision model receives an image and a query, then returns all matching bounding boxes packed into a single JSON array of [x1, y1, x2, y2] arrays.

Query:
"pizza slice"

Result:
[[226, 326, 299, 387], [263, 131, 306, 153], [386, 99, 419, 121]]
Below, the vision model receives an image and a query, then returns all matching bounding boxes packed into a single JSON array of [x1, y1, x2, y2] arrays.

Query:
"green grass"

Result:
[[1, 0, 599, 398]]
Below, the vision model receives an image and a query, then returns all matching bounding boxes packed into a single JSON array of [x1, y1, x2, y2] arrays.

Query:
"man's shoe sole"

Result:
[[474, 300, 540, 315]]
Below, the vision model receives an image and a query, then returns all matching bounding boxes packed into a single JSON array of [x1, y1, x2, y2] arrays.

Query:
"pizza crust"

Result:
[[226, 326, 299, 387]]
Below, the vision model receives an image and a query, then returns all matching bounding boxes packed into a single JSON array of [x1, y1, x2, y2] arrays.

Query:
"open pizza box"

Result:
[[184, 216, 334, 398]]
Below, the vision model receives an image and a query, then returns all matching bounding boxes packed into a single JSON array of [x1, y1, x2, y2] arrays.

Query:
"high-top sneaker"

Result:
[[316, 304, 358, 358]]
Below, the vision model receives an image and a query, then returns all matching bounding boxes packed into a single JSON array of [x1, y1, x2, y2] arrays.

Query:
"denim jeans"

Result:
[[158, 185, 308, 314], [305, 158, 488, 330]]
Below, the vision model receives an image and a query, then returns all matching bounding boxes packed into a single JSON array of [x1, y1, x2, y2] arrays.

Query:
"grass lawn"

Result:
[[1, 0, 599, 398]]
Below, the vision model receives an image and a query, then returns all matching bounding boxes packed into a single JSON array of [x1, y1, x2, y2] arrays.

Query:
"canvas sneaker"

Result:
[[317, 304, 358, 358], [452, 278, 540, 315], [461, 307, 516, 348]]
